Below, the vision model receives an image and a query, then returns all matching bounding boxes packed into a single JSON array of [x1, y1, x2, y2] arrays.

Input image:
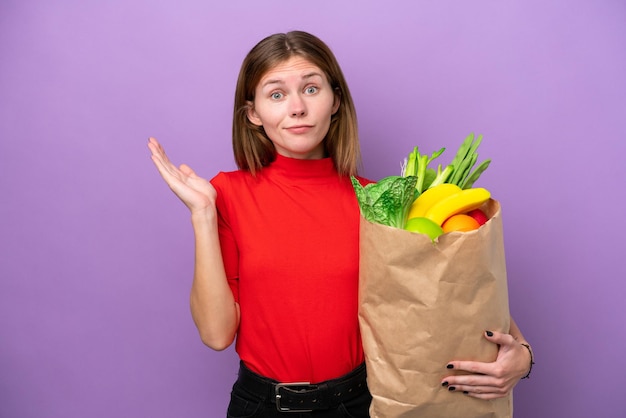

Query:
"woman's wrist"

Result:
[[190, 206, 216, 222], [190, 208, 219, 233], [519, 343, 535, 379]]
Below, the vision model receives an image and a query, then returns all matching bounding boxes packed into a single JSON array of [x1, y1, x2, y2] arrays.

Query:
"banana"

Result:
[[424, 187, 491, 226], [407, 183, 462, 219]]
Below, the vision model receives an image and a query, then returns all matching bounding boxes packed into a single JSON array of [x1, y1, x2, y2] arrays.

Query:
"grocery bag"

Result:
[[358, 199, 513, 418]]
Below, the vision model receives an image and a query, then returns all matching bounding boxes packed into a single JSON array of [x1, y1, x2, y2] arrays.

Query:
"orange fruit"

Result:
[[441, 214, 480, 233]]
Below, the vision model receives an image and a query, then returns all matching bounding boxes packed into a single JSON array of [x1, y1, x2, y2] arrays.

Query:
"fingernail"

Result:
[[486, 330, 494, 337], [463, 391, 469, 394], [448, 386, 456, 391], [441, 381, 449, 387], [446, 364, 454, 369]]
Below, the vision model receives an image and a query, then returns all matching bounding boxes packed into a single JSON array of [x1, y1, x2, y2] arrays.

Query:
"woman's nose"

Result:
[[289, 95, 306, 117]]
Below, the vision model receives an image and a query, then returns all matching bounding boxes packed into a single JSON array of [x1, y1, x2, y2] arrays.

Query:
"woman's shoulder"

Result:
[[210, 170, 258, 212], [211, 169, 254, 187]]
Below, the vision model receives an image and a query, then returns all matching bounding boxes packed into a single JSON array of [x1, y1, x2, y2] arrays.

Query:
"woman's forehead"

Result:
[[258, 57, 326, 86]]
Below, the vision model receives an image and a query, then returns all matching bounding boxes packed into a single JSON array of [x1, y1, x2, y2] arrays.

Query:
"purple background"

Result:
[[1, 1, 625, 417]]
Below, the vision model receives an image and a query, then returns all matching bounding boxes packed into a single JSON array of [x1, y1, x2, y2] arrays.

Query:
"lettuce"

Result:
[[351, 176, 418, 228]]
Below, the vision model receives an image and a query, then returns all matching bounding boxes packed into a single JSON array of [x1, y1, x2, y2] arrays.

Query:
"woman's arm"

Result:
[[148, 137, 240, 350], [189, 210, 240, 350], [441, 316, 532, 399]]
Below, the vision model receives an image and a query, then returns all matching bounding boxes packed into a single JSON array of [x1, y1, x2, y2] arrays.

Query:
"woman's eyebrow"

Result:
[[302, 72, 325, 82], [303, 72, 323, 79], [260, 72, 324, 89], [260, 79, 283, 89]]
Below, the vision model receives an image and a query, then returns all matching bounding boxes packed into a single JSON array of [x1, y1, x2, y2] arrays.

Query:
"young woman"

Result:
[[148, 31, 532, 417]]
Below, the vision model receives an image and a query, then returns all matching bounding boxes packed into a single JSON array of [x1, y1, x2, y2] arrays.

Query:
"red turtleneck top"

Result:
[[210, 155, 368, 383]]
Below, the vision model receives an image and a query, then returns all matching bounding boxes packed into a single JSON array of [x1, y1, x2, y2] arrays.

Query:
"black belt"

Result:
[[236, 362, 369, 413]]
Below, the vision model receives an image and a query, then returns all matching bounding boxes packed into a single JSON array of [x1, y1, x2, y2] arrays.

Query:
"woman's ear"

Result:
[[246, 101, 263, 126], [332, 89, 341, 115]]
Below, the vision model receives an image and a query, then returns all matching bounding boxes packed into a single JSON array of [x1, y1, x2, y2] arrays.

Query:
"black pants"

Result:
[[226, 362, 372, 417]]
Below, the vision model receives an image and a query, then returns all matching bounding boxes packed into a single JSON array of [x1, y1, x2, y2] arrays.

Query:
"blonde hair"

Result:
[[232, 31, 361, 176]]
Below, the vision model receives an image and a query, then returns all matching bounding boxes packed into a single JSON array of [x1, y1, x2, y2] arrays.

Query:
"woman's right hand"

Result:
[[147, 137, 217, 213]]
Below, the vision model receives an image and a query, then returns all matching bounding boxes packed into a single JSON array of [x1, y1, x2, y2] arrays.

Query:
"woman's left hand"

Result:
[[441, 330, 531, 399]]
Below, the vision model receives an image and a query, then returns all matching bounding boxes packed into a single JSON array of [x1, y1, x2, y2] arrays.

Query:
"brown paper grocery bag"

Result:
[[359, 199, 513, 418]]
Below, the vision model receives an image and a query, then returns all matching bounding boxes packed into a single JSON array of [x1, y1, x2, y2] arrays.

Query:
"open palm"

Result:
[[147, 137, 216, 213]]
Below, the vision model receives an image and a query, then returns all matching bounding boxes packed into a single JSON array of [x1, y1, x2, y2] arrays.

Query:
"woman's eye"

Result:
[[305, 86, 318, 94], [271, 92, 283, 100]]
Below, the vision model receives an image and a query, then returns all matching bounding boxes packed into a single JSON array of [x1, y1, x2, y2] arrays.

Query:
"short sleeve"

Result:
[[211, 172, 240, 302]]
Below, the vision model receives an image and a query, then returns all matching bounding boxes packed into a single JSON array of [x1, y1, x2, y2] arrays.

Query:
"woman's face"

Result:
[[247, 56, 339, 159]]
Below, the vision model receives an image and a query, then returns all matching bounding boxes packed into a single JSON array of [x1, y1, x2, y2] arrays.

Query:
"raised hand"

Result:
[[147, 137, 217, 214]]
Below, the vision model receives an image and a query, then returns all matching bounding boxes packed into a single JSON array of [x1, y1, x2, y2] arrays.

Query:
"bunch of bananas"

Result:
[[404, 184, 491, 239], [408, 184, 489, 226]]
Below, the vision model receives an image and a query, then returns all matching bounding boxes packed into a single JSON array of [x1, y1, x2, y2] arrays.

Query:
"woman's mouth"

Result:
[[285, 125, 313, 134]]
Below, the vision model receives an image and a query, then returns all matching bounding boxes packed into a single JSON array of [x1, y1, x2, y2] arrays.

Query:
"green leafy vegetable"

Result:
[[428, 164, 455, 188], [351, 176, 418, 228], [446, 133, 491, 189], [354, 132, 491, 230], [401, 146, 449, 194]]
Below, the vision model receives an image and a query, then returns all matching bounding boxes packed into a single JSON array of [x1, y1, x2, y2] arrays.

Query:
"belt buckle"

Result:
[[275, 382, 315, 412]]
